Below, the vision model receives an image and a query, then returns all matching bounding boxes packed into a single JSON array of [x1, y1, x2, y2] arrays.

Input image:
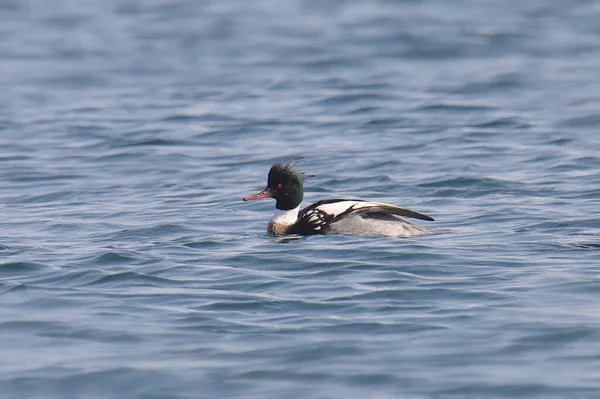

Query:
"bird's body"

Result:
[[244, 162, 434, 238]]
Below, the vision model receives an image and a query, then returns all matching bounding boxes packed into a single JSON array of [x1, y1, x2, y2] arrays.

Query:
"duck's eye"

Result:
[[276, 184, 282, 190]]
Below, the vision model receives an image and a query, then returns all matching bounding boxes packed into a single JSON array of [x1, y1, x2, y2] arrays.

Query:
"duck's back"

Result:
[[291, 199, 433, 238]]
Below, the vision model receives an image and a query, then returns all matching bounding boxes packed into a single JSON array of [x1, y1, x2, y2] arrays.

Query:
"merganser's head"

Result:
[[243, 161, 307, 210]]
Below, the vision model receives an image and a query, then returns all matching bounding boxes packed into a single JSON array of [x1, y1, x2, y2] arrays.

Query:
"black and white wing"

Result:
[[290, 199, 434, 235], [287, 201, 338, 235]]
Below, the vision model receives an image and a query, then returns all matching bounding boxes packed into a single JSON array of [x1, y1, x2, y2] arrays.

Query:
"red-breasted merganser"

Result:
[[243, 161, 434, 238]]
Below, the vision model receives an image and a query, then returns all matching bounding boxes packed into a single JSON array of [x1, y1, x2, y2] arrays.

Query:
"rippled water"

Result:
[[2, 0, 600, 398]]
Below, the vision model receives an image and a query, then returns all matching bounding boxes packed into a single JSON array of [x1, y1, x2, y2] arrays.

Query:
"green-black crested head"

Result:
[[243, 160, 309, 210]]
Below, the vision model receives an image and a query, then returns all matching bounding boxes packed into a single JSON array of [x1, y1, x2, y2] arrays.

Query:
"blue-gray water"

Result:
[[2, 1, 600, 398]]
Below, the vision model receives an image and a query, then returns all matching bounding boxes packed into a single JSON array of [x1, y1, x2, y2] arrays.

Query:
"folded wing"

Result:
[[309, 199, 434, 222]]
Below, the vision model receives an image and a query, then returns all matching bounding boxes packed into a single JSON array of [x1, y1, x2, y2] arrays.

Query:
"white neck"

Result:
[[271, 206, 300, 226]]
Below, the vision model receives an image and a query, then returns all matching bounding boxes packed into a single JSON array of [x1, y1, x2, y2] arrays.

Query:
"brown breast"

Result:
[[268, 220, 290, 236]]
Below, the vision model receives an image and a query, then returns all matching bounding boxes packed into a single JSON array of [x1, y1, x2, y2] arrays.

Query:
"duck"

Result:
[[243, 161, 434, 238]]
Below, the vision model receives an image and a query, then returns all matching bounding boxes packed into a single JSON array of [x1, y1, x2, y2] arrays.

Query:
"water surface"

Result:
[[2, 0, 600, 398]]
